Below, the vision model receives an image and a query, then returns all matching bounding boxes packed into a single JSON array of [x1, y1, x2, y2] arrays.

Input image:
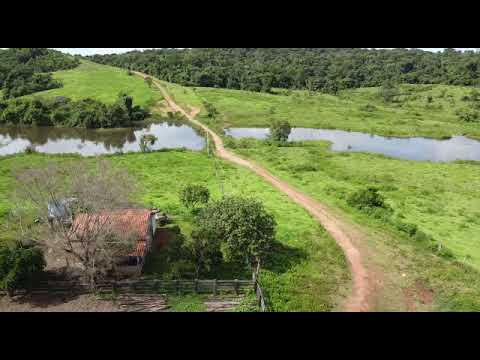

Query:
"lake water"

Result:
[[0, 120, 206, 157], [224, 128, 480, 162]]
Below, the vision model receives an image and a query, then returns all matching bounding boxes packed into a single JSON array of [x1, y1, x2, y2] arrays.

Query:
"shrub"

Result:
[[0, 242, 46, 297], [360, 103, 377, 112], [180, 185, 210, 209], [347, 187, 390, 212], [456, 109, 480, 123], [395, 221, 418, 237], [378, 80, 399, 103]]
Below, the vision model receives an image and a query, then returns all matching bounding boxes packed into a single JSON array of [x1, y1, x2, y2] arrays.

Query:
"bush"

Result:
[[347, 187, 390, 212], [180, 185, 210, 209], [456, 108, 480, 123], [0, 242, 46, 297], [378, 80, 399, 103], [360, 103, 377, 112]]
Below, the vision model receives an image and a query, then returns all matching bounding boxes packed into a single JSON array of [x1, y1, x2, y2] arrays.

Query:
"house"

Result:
[[70, 208, 160, 276]]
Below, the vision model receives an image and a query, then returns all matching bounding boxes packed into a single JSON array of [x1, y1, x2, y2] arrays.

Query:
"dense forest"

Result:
[[0, 93, 148, 128], [0, 48, 79, 99], [88, 48, 480, 93]]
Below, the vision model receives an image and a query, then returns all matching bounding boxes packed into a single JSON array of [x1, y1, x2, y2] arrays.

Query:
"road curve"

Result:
[[137, 72, 375, 312]]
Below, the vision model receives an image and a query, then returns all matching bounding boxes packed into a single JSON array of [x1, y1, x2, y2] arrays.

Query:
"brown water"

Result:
[[0, 120, 206, 156]]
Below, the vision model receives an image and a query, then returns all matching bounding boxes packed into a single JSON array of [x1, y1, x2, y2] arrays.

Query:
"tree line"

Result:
[[0, 48, 80, 99], [87, 48, 480, 94], [0, 93, 149, 128]]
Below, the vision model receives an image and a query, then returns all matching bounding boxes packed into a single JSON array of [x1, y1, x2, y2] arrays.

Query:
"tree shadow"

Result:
[[11, 291, 83, 309], [263, 241, 308, 274]]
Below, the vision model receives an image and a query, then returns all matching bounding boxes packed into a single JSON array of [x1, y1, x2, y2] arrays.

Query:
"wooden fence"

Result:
[[1, 279, 255, 297], [1, 278, 270, 312]]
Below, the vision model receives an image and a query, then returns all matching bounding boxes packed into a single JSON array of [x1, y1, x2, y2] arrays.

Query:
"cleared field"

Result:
[[228, 139, 480, 310], [24, 61, 162, 107], [192, 84, 480, 139]]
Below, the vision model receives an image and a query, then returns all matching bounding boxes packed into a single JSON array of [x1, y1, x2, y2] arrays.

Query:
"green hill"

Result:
[[27, 61, 162, 108]]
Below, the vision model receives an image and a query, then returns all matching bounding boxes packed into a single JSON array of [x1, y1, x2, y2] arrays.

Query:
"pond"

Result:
[[0, 120, 206, 157], [224, 128, 480, 162]]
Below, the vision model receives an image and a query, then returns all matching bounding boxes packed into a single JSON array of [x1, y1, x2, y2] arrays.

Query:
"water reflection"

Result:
[[224, 128, 480, 162], [0, 120, 206, 156]]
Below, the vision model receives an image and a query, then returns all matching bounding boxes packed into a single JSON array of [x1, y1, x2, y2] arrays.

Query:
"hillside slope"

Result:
[[194, 84, 480, 139], [26, 61, 162, 107]]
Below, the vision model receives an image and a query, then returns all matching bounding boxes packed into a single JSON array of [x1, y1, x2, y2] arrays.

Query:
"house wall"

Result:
[[148, 214, 157, 251]]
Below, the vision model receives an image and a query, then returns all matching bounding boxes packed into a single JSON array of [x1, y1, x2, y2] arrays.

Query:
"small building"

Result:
[[70, 208, 160, 276]]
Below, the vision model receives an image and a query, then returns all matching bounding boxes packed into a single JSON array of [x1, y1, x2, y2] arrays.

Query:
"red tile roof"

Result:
[[71, 209, 154, 258], [130, 240, 147, 257]]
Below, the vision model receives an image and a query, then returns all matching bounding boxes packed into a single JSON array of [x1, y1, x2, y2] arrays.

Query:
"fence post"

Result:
[[234, 279, 239, 295], [213, 279, 218, 296], [194, 279, 199, 294]]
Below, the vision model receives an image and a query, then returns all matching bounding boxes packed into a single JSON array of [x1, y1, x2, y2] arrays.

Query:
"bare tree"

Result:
[[13, 160, 142, 288]]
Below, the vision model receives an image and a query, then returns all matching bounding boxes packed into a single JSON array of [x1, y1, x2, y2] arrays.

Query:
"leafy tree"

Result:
[[139, 134, 158, 152], [0, 242, 46, 297], [269, 119, 292, 142], [196, 196, 276, 271], [180, 185, 210, 209], [185, 228, 222, 278]]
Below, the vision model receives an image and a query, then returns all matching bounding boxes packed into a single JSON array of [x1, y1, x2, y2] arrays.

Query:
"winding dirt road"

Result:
[[137, 73, 377, 311]]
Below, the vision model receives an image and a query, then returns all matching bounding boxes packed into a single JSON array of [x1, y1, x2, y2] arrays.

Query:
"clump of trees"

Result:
[[0, 93, 149, 128], [268, 119, 292, 142], [180, 185, 210, 210], [166, 194, 276, 278], [0, 242, 46, 297], [0, 48, 79, 99], [87, 48, 480, 94]]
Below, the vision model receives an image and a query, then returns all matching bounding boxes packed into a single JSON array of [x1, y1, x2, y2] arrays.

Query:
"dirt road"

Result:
[[137, 73, 377, 311]]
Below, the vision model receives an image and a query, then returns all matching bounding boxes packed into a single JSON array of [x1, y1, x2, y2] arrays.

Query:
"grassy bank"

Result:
[[25, 61, 163, 108], [0, 151, 350, 312], [227, 138, 480, 310], [190, 84, 480, 139]]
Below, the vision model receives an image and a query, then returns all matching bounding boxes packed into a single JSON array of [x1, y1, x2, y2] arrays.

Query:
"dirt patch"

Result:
[[415, 280, 434, 305], [0, 293, 120, 312], [402, 280, 434, 311], [402, 287, 417, 312]]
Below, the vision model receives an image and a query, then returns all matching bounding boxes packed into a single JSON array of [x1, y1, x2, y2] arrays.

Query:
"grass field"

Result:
[[24, 61, 163, 108], [225, 138, 480, 310], [190, 84, 480, 139], [0, 151, 350, 312]]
